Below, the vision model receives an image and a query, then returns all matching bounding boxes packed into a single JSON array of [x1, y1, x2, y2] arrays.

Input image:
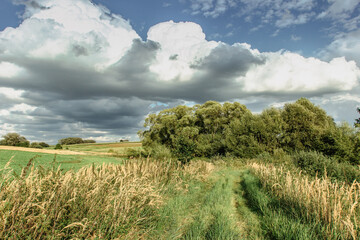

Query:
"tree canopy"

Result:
[[0, 133, 30, 147], [140, 98, 359, 164]]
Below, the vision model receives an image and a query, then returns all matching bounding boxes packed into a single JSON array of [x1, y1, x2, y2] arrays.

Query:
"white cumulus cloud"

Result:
[[241, 52, 360, 93]]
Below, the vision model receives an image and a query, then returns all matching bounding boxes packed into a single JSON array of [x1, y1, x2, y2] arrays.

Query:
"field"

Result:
[[63, 142, 142, 154], [1, 143, 359, 239]]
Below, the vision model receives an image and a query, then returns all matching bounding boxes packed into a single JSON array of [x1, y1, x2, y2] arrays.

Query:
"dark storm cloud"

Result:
[[72, 44, 89, 57]]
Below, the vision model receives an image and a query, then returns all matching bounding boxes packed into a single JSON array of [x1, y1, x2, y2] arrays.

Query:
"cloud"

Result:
[[319, 29, 360, 67], [183, 0, 359, 34], [186, 0, 235, 18], [318, 0, 359, 20], [0, 0, 359, 143], [240, 52, 359, 94]]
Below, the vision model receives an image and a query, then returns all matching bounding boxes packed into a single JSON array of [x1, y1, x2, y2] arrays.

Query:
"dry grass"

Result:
[[249, 162, 360, 239], [0, 157, 212, 239]]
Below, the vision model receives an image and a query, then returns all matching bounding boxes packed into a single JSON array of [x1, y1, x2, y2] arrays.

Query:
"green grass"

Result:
[[61, 142, 142, 154], [0, 150, 125, 173], [240, 169, 322, 240], [151, 166, 257, 239], [2, 145, 355, 239]]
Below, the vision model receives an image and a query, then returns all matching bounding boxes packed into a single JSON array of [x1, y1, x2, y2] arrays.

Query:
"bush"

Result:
[[126, 148, 148, 158], [83, 139, 96, 144], [292, 151, 360, 184], [39, 142, 50, 148], [1, 133, 29, 147], [16, 141, 30, 147], [30, 142, 43, 149], [58, 137, 84, 145], [55, 144, 63, 150], [146, 144, 173, 160]]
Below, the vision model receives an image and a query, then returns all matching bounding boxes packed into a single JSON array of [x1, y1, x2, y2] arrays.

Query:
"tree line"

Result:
[[140, 98, 360, 164], [0, 134, 96, 149]]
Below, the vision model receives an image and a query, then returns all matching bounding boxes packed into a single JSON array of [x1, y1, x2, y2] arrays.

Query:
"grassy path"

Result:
[[151, 166, 266, 239], [152, 165, 327, 240]]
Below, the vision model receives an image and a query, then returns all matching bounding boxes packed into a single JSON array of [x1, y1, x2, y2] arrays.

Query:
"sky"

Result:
[[0, 0, 359, 144]]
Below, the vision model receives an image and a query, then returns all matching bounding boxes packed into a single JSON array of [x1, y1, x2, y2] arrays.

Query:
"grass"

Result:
[[63, 142, 142, 154], [150, 163, 262, 239], [0, 158, 189, 239], [240, 169, 320, 240], [0, 150, 125, 173], [248, 162, 360, 239], [2, 144, 359, 239]]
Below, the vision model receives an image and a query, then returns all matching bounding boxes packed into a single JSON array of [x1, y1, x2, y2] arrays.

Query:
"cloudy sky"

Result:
[[0, 0, 359, 143]]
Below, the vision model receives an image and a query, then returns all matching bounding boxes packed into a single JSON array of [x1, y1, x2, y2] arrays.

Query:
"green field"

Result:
[[0, 149, 125, 173], [62, 142, 142, 154]]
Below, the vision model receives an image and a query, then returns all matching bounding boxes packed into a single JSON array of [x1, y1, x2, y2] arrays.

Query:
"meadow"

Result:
[[1, 143, 359, 239]]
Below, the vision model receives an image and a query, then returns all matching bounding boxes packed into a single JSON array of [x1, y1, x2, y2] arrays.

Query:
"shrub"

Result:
[[16, 141, 30, 147], [30, 142, 43, 149], [39, 142, 50, 148], [292, 151, 360, 184], [55, 144, 63, 150], [58, 137, 84, 145], [146, 144, 173, 160], [126, 148, 148, 158], [1, 133, 29, 147], [83, 139, 96, 143]]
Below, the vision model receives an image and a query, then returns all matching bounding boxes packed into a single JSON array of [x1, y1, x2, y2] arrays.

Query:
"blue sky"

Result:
[[0, 0, 359, 143], [1, 0, 356, 55]]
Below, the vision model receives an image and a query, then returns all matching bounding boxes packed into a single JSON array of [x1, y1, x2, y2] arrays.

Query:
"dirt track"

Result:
[[0, 146, 87, 155]]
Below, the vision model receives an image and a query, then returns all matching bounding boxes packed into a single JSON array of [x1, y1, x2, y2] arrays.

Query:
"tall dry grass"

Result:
[[0, 158, 211, 239], [249, 162, 360, 239]]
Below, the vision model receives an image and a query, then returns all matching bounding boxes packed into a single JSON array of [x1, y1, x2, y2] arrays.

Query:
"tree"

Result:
[[30, 142, 43, 149], [281, 98, 335, 152], [58, 137, 84, 145], [355, 107, 360, 128], [1, 133, 29, 147], [55, 144, 63, 150]]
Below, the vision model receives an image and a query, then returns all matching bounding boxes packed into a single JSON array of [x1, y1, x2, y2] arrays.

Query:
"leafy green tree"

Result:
[[1, 133, 29, 147], [281, 98, 335, 152], [55, 144, 63, 150], [355, 107, 360, 128], [30, 142, 43, 149], [258, 107, 285, 152], [224, 112, 264, 158], [58, 137, 84, 145], [39, 142, 50, 148], [140, 98, 359, 162]]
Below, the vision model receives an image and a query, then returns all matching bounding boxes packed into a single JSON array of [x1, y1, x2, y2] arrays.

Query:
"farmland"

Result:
[[0, 142, 139, 173]]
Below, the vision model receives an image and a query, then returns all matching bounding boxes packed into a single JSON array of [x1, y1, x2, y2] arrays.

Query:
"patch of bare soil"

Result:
[[0, 146, 87, 155]]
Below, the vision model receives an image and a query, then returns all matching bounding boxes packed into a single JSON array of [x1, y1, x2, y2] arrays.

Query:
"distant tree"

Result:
[[38, 142, 50, 148], [355, 107, 360, 128], [30, 142, 43, 149], [55, 144, 63, 150], [1, 133, 30, 147], [83, 139, 96, 143], [58, 137, 84, 145]]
